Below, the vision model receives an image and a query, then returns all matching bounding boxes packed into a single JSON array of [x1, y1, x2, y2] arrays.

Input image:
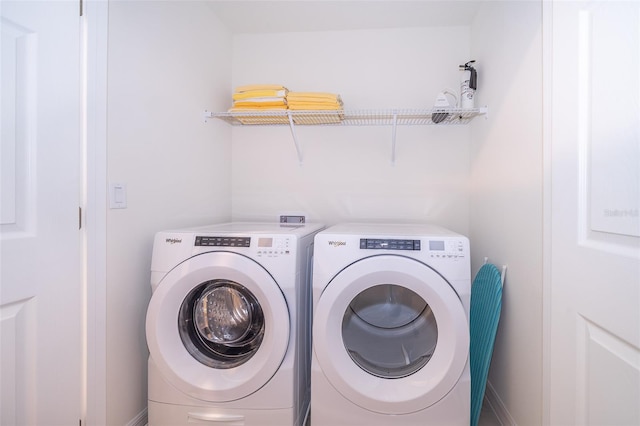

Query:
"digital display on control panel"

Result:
[[429, 240, 445, 251], [195, 236, 251, 247], [258, 238, 273, 248], [360, 239, 421, 250]]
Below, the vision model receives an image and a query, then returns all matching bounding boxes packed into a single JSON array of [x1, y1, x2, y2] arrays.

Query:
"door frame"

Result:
[[541, 0, 552, 424], [83, 0, 108, 423]]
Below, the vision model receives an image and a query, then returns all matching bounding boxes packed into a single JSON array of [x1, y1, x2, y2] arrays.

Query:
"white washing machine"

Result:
[[146, 222, 324, 426], [311, 223, 470, 426]]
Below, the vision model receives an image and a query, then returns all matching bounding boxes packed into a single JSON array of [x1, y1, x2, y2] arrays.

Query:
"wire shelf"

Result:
[[204, 107, 488, 164], [209, 108, 488, 126]]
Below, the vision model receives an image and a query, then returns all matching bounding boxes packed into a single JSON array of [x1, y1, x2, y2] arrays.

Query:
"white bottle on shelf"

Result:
[[460, 60, 477, 109]]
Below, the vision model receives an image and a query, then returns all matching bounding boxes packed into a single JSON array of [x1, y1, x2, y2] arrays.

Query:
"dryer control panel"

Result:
[[359, 239, 421, 250]]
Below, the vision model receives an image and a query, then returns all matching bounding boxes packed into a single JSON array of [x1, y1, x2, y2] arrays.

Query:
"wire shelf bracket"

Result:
[[287, 112, 303, 163]]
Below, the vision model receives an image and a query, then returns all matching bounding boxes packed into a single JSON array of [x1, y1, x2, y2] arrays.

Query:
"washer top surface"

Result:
[[163, 222, 324, 238], [319, 222, 464, 238], [151, 222, 326, 284]]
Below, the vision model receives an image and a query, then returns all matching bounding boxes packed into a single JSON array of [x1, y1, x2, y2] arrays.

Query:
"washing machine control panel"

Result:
[[193, 235, 293, 257], [256, 236, 291, 257], [359, 239, 421, 250], [195, 236, 251, 247], [427, 239, 466, 258]]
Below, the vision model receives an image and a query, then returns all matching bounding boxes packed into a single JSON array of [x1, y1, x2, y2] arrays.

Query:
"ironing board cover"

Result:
[[469, 263, 503, 426]]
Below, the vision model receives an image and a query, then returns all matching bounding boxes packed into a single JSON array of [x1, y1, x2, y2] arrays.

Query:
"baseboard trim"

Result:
[[126, 407, 148, 426], [484, 380, 516, 426]]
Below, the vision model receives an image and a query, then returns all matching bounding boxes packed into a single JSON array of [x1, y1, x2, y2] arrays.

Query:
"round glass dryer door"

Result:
[[146, 252, 290, 402], [342, 284, 437, 379], [313, 255, 469, 415]]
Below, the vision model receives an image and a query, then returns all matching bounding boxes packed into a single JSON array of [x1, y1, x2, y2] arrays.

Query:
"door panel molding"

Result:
[[1, 16, 37, 237], [576, 316, 640, 425], [0, 298, 36, 425]]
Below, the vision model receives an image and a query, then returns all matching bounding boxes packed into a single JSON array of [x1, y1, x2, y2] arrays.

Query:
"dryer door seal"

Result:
[[313, 254, 468, 415], [147, 251, 290, 402]]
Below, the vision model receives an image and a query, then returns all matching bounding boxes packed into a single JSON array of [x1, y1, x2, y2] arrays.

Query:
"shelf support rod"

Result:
[[287, 112, 303, 163], [391, 110, 398, 165]]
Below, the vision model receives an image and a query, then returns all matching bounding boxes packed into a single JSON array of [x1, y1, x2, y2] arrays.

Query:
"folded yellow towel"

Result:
[[233, 99, 288, 107], [287, 92, 340, 101], [288, 99, 342, 105], [228, 105, 288, 111], [235, 84, 287, 93], [288, 100, 341, 105], [287, 92, 343, 111], [233, 89, 287, 101], [288, 103, 343, 111], [227, 88, 344, 116]]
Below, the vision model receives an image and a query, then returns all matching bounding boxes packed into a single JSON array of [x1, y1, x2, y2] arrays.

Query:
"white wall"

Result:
[[106, 2, 232, 424], [469, 2, 543, 424], [230, 27, 472, 235]]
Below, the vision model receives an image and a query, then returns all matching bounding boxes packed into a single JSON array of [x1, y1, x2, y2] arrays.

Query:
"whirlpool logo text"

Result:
[[328, 240, 346, 247], [165, 238, 182, 244]]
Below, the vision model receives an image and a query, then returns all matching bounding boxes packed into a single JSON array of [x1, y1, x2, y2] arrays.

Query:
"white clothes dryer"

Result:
[[311, 223, 470, 426], [146, 222, 324, 426]]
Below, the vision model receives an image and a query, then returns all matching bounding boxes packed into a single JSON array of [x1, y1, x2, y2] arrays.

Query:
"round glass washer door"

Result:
[[146, 251, 289, 402], [178, 279, 265, 370], [313, 255, 469, 415]]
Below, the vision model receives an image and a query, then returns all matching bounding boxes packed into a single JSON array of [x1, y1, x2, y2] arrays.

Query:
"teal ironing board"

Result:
[[469, 263, 503, 426]]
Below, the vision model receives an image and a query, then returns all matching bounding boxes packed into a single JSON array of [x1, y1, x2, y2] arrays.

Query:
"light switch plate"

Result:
[[109, 183, 127, 209]]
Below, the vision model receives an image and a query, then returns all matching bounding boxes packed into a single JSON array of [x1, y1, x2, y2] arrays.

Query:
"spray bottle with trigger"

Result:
[[459, 60, 477, 109]]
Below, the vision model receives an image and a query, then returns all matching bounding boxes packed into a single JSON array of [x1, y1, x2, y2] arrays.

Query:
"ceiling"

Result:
[[206, 1, 484, 34]]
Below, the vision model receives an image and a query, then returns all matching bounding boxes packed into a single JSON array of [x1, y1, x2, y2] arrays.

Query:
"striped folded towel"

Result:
[[234, 84, 287, 92], [287, 103, 343, 110], [229, 84, 289, 111], [233, 99, 288, 108], [228, 105, 288, 111], [286, 92, 341, 102], [287, 92, 343, 111], [233, 89, 288, 101]]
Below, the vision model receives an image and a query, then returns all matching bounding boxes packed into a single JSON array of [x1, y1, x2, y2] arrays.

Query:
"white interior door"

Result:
[[548, 1, 640, 424], [1, 1, 82, 424]]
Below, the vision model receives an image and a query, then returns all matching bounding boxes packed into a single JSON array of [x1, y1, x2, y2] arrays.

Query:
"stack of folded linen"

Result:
[[286, 92, 343, 110], [229, 84, 289, 124], [229, 84, 288, 110], [286, 92, 344, 124]]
